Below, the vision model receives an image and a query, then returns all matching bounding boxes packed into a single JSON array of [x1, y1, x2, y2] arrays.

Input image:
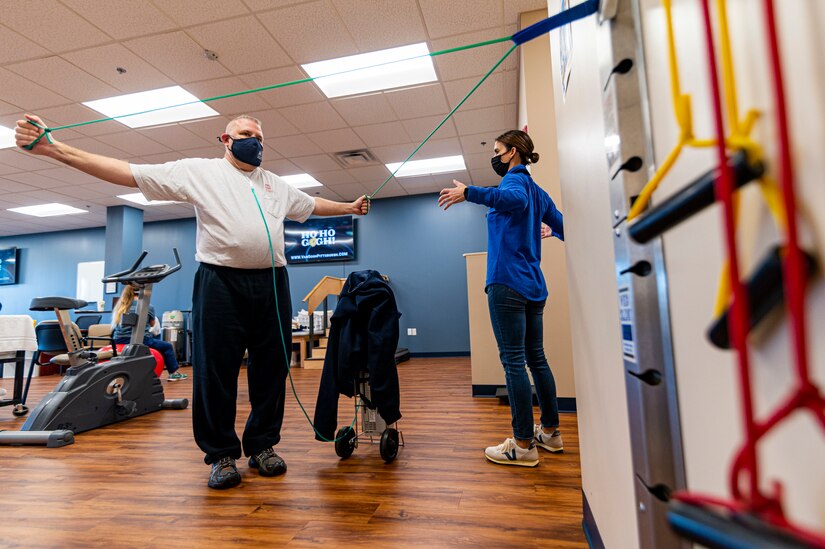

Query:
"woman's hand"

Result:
[[438, 180, 467, 211], [541, 223, 552, 239]]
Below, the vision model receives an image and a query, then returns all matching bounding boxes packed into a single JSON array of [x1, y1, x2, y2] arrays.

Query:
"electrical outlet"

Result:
[[407, 328, 417, 336]]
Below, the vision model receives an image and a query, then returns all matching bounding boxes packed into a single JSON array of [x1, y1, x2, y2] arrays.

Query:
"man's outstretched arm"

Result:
[[16, 114, 137, 188]]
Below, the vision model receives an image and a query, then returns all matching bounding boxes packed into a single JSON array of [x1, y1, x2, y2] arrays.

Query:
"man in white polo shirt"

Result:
[[16, 113, 369, 489]]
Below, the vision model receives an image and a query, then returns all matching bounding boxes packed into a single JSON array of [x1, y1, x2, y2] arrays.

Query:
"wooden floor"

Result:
[[0, 358, 586, 548]]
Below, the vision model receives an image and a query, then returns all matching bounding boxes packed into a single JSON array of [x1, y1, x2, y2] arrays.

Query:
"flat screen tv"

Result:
[[0, 247, 19, 285], [284, 215, 355, 265]]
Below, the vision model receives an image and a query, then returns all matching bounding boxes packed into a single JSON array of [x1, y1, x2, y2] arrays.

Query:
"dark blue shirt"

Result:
[[466, 165, 564, 301]]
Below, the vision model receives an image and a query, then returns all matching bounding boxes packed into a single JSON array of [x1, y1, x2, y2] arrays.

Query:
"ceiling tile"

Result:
[[443, 71, 507, 111], [174, 146, 226, 158], [35, 103, 131, 138], [370, 142, 417, 163], [401, 116, 457, 142], [396, 174, 434, 189], [266, 134, 322, 157], [35, 167, 103, 185], [132, 151, 189, 164], [55, 184, 110, 200], [0, 178, 39, 193], [367, 179, 406, 198], [99, 131, 173, 157], [419, 0, 503, 39], [331, 94, 398, 127], [413, 137, 464, 159], [331, 0, 427, 51], [61, 0, 178, 40], [385, 84, 449, 119], [306, 128, 366, 153], [0, 150, 62, 171], [353, 122, 410, 148], [452, 105, 516, 136], [328, 182, 369, 201], [279, 102, 347, 133], [256, 0, 357, 64], [0, 163, 24, 176], [124, 31, 231, 84], [59, 137, 132, 158], [0, 24, 52, 64], [431, 28, 514, 82], [177, 116, 232, 143], [1, 0, 112, 52], [458, 129, 509, 153], [185, 77, 271, 115], [6, 57, 120, 103], [309, 186, 343, 201], [242, 0, 310, 10], [62, 44, 176, 94], [431, 170, 471, 186], [245, 109, 300, 139], [0, 100, 21, 116], [239, 66, 325, 108], [261, 158, 301, 176], [290, 154, 340, 173], [0, 68, 72, 110], [346, 165, 391, 185], [152, 0, 250, 26], [187, 16, 292, 74], [4, 172, 64, 190], [313, 169, 355, 186], [138, 124, 217, 151]]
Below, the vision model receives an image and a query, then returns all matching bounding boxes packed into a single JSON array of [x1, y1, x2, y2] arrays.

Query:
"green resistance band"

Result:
[[250, 184, 357, 443], [22, 34, 512, 158]]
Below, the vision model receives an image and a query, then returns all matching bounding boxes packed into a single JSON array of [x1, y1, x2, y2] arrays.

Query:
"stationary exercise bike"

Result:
[[0, 249, 189, 448]]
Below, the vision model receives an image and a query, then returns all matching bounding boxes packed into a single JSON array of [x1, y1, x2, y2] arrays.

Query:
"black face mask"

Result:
[[230, 136, 263, 167], [491, 150, 512, 177]]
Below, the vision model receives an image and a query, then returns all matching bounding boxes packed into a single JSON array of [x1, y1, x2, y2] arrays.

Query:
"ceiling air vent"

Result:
[[333, 149, 377, 168]]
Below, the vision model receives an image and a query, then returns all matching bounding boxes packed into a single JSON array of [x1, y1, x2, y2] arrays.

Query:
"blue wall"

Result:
[[0, 193, 488, 353]]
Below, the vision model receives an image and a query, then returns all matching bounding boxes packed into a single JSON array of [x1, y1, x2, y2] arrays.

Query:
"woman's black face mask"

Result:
[[491, 149, 512, 177]]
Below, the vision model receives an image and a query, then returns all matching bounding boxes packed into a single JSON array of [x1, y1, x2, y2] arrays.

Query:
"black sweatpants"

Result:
[[191, 263, 292, 464]]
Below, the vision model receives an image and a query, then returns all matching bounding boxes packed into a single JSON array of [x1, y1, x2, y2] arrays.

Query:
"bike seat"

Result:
[[29, 297, 89, 311]]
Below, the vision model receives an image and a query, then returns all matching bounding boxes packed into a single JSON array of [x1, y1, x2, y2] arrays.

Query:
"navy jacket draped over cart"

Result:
[[313, 270, 402, 441]]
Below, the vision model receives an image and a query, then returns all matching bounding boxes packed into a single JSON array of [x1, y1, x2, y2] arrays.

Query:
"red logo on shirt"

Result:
[[264, 183, 272, 192]]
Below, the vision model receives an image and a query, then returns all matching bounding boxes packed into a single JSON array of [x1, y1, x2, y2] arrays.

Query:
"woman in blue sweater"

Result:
[[439, 130, 564, 467]]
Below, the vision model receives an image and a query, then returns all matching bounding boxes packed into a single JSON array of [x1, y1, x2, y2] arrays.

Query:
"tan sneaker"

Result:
[[534, 425, 563, 453], [484, 437, 539, 467]]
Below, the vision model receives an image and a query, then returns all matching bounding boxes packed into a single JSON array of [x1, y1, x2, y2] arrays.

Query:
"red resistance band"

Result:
[[672, 1, 825, 547]]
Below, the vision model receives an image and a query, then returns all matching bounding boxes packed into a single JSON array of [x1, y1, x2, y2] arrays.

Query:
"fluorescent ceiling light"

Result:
[[281, 174, 323, 189], [302, 42, 437, 98], [118, 192, 178, 206], [0, 126, 15, 149], [8, 203, 88, 217], [83, 86, 219, 129], [386, 155, 466, 177]]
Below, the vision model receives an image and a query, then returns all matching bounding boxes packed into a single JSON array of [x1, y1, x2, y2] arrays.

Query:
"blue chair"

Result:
[[23, 322, 70, 404]]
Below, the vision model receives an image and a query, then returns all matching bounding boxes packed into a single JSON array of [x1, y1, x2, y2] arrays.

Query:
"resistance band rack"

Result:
[[597, 1, 688, 547]]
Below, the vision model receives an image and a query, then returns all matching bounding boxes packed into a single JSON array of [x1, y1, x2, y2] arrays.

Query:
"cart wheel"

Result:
[[380, 428, 400, 463], [334, 426, 356, 459], [12, 404, 29, 417]]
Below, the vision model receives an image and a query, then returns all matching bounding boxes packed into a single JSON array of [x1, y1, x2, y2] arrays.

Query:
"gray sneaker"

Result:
[[248, 447, 287, 477], [534, 425, 563, 453], [208, 456, 241, 489]]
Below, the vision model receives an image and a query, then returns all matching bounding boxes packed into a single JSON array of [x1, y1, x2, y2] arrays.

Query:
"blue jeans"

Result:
[[487, 284, 559, 441], [115, 335, 179, 374]]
